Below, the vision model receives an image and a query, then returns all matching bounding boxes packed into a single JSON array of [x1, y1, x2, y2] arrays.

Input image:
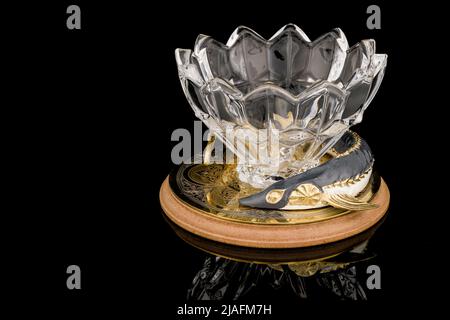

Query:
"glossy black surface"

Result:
[[11, 0, 443, 316]]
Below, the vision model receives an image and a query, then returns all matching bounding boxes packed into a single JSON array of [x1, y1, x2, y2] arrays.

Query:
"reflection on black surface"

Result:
[[187, 243, 372, 301], [163, 212, 385, 301]]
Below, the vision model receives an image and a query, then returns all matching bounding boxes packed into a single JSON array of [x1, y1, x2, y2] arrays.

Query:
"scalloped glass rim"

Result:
[[176, 24, 387, 126]]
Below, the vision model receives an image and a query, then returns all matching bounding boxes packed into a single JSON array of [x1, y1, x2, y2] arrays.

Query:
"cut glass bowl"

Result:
[[176, 24, 387, 188]]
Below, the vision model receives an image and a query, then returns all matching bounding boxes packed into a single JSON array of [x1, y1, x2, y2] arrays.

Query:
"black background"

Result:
[[9, 0, 444, 316]]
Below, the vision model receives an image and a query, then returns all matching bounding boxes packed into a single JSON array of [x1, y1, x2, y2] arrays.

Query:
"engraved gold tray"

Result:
[[170, 164, 380, 225]]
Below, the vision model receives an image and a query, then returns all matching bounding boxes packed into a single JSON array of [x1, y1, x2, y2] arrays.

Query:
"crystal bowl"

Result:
[[176, 24, 386, 188]]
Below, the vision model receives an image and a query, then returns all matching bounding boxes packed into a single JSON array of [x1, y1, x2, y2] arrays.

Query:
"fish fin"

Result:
[[324, 194, 378, 211]]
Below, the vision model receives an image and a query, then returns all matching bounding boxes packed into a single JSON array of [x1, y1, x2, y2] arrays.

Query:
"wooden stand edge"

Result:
[[160, 177, 390, 249]]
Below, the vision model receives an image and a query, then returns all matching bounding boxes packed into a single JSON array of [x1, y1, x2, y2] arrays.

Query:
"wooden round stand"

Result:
[[160, 177, 390, 249]]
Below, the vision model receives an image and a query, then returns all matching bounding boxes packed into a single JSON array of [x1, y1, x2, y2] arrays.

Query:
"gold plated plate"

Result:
[[169, 164, 380, 225]]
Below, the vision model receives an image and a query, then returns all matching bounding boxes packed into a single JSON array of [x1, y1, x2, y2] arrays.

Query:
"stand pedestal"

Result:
[[160, 176, 390, 249]]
